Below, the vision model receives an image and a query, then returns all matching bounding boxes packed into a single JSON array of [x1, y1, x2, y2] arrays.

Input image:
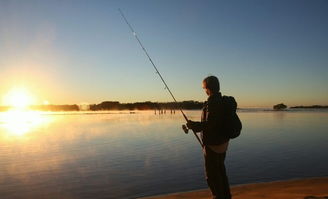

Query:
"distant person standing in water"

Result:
[[187, 76, 231, 199]]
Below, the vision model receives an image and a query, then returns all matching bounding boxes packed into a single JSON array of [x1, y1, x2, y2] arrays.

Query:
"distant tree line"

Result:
[[0, 101, 204, 112], [89, 101, 203, 111], [30, 104, 80, 111], [1, 102, 328, 112], [273, 103, 328, 110], [290, 105, 328, 109]]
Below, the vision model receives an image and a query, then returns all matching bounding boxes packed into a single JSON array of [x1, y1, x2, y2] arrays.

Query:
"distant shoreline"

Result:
[[0, 102, 327, 112], [0, 101, 203, 112], [290, 105, 328, 109]]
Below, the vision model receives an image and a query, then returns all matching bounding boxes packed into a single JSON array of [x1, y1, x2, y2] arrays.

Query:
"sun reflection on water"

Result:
[[0, 110, 52, 137]]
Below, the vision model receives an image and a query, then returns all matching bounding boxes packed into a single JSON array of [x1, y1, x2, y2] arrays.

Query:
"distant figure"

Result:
[[187, 76, 231, 199]]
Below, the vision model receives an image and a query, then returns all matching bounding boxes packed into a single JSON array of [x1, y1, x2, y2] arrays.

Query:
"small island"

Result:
[[273, 103, 287, 111]]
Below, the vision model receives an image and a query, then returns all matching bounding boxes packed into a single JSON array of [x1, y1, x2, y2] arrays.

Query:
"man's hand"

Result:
[[186, 120, 197, 131]]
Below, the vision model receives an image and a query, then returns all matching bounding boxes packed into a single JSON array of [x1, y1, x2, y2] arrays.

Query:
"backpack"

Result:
[[221, 96, 242, 139]]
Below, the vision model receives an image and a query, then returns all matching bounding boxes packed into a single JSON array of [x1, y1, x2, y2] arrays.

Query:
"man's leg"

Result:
[[216, 152, 231, 199], [205, 146, 218, 198], [204, 147, 231, 199]]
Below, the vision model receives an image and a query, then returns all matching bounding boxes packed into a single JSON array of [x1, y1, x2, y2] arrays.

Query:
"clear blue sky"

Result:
[[0, 0, 327, 107]]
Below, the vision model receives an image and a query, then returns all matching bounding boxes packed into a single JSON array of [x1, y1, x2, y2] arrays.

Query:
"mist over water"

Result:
[[0, 110, 327, 198]]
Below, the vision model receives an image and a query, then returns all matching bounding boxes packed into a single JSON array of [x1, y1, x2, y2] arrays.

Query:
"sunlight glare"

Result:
[[0, 110, 51, 137], [3, 88, 35, 110]]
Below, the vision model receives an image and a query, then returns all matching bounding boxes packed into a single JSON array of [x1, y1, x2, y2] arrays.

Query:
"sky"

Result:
[[0, 0, 327, 108]]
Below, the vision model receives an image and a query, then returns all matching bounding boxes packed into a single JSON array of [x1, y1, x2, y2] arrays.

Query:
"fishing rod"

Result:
[[118, 9, 203, 147]]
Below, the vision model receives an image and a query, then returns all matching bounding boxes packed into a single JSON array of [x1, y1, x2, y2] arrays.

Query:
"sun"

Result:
[[3, 87, 35, 110]]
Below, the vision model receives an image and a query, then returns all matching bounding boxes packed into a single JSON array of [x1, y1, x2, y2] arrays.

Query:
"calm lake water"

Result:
[[0, 109, 328, 198]]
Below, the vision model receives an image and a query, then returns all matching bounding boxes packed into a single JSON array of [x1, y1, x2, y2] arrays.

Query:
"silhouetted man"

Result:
[[187, 76, 231, 199]]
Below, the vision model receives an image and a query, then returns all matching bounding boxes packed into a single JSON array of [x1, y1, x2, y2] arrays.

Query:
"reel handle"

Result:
[[182, 125, 189, 134]]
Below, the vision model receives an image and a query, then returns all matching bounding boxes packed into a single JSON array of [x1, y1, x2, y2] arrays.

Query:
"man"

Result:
[[187, 75, 231, 199]]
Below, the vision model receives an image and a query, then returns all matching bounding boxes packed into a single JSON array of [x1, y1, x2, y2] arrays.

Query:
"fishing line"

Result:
[[118, 8, 203, 147]]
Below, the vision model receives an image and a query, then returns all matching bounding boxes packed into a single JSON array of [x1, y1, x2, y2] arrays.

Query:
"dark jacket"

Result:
[[192, 92, 229, 145]]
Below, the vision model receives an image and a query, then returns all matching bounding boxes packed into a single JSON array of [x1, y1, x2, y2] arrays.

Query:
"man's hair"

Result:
[[203, 76, 220, 92]]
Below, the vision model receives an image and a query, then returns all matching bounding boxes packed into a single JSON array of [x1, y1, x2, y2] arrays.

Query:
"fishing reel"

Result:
[[182, 125, 189, 134]]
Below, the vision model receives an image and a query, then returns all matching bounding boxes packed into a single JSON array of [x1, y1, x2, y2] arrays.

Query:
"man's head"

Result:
[[202, 76, 220, 96]]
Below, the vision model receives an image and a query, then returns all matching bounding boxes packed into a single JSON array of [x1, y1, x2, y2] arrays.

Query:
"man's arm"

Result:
[[186, 120, 203, 132], [187, 99, 222, 132]]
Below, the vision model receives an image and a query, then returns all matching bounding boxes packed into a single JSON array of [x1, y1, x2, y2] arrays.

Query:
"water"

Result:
[[0, 110, 327, 198]]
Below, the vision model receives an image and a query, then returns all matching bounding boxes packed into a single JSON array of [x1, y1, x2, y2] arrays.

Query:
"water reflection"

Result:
[[0, 110, 52, 137], [0, 110, 327, 198]]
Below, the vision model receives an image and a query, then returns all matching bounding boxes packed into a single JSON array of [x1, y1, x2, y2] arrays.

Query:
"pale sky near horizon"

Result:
[[0, 0, 327, 108]]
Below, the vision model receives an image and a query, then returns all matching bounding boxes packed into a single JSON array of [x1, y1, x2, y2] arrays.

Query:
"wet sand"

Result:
[[141, 177, 328, 199]]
